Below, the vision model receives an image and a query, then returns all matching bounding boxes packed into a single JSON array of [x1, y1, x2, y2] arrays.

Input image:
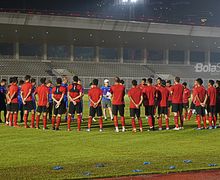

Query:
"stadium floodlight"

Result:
[[118, 0, 143, 5], [130, 0, 138, 3]]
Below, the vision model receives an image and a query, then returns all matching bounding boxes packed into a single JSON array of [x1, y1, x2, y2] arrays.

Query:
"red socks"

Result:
[[43, 115, 47, 129], [52, 116, 55, 128], [138, 118, 143, 129], [166, 118, 169, 129], [114, 116, 118, 128], [174, 116, 179, 128], [67, 115, 71, 130], [197, 115, 201, 128], [188, 110, 192, 121], [209, 116, 212, 127], [148, 116, 153, 128], [121, 116, 125, 127], [203, 116, 207, 128], [9, 113, 13, 126], [88, 117, 92, 129], [77, 115, 81, 131], [24, 113, 28, 127], [56, 116, 61, 129], [99, 117, 103, 129], [158, 117, 162, 129], [36, 115, 40, 128], [13, 113, 18, 126], [131, 118, 136, 129], [214, 116, 217, 126], [31, 113, 35, 128]]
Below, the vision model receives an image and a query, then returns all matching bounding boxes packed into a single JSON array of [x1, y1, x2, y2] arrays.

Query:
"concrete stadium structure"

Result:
[[0, 12, 220, 88]]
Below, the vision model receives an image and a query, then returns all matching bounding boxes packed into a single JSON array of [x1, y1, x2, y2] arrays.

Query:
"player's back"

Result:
[[172, 83, 184, 104], [157, 86, 169, 107], [208, 86, 216, 106], [21, 82, 33, 101], [143, 85, 156, 106], [36, 85, 49, 106], [110, 84, 125, 105]]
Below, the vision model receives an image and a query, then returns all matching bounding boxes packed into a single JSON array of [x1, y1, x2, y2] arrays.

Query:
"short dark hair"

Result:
[[161, 80, 166, 87], [209, 80, 214, 86], [9, 77, 13, 83], [31, 78, 36, 83], [120, 79, 124, 85], [166, 80, 171, 84], [56, 78, 62, 84], [92, 79, 98, 86], [73, 76, 78, 82], [19, 80, 24, 86], [142, 78, 146, 83], [12, 77, 18, 83], [1, 79, 6, 83], [182, 82, 187, 86], [147, 78, 153, 84], [40, 78, 46, 84], [157, 77, 162, 81], [132, 80, 137, 86], [196, 78, 203, 85], [25, 75, 31, 81], [115, 77, 120, 83], [175, 77, 180, 83]]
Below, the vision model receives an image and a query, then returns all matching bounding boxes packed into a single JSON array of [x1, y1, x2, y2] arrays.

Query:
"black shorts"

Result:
[[37, 106, 47, 113], [196, 106, 206, 116], [23, 101, 34, 111], [207, 105, 216, 115], [183, 102, 189, 109], [53, 101, 66, 116], [158, 106, 168, 115], [168, 101, 172, 108], [172, 103, 183, 114], [8, 103, 19, 112], [89, 106, 102, 117], [69, 102, 82, 115], [145, 105, 154, 116], [190, 102, 195, 109], [130, 108, 140, 118], [112, 105, 125, 116]]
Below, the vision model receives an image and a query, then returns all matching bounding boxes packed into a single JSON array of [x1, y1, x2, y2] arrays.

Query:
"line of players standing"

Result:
[[0, 75, 220, 132]]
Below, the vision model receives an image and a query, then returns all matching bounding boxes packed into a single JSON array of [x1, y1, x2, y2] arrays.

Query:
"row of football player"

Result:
[[1, 75, 219, 132]]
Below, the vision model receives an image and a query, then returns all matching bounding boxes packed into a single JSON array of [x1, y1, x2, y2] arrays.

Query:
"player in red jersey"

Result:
[[67, 76, 83, 131], [166, 80, 172, 118], [138, 78, 147, 90], [182, 82, 191, 121], [128, 80, 143, 132], [194, 78, 208, 130], [51, 78, 66, 130], [110, 77, 126, 132], [87, 79, 103, 132], [170, 77, 184, 130], [157, 80, 170, 130], [188, 81, 197, 121], [142, 78, 156, 131], [21, 75, 35, 128], [207, 80, 217, 129], [35, 78, 49, 130], [6, 77, 19, 127]]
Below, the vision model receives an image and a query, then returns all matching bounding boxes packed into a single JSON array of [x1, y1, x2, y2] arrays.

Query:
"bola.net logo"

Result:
[[194, 63, 220, 73]]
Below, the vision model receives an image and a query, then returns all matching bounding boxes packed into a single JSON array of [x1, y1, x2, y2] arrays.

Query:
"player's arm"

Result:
[[23, 89, 32, 102], [88, 96, 95, 107], [94, 95, 103, 108], [52, 94, 59, 104], [6, 92, 11, 104], [128, 95, 138, 108], [138, 95, 143, 107], [67, 91, 74, 103], [72, 92, 82, 101], [202, 93, 208, 105]]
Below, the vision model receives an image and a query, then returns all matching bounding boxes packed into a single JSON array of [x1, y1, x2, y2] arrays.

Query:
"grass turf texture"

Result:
[[0, 95, 220, 179]]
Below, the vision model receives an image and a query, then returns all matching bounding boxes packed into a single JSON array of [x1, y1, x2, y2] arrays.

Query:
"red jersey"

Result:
[[52, 85, 66, 101], [207, 86, 216, 106], [137, 84, 147, 90], [9, 84, 18, 103], [183, 88, 191, 104], [166, 86, 172, 101], [110, 84, 125, 105], [21, 82, 33, 102], [171, 83, 184, 104], [157, 86, 169, 107], [35, 84, 49, 106], [88, 86, 102, 107], [68, 83, 83, 103], [194, 86, 207, 107], [142, 85, 156, 106], [128, 87, 143, 109]]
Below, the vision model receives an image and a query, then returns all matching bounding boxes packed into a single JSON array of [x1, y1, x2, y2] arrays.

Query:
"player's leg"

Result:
[[130, 108, 136, 132], [97, 106, 103, 132], [30, 101, 35, 128], [19, 103, 24, 123], [157, 107, 162, 130], [208, 105, 213, 129], [23, 107, 29, 128], [179, 104, 184, 129], [87, 107, 95, 131], [52, 102, 58, 130], [76, 102, 82, 131], [213, 106, 217, 128], [112, 105, 119, 132], [172, 104, 179, 130], [36, 111, 41, 129], [136, 108, 143, 132], [67, 102, 74, 131], [119, 105, 125, 132], [42, 110, 47, 130]]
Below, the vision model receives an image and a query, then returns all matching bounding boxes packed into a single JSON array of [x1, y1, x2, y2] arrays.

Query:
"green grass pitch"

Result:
[[0, 95, 220, 179]]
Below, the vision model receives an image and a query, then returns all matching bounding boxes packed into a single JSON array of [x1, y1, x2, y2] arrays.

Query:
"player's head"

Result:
[[166, 80, 171, 86], [114, 77, 120, 84], [46, 80, 52, 87], [19, 80, 24, 86], [25, 75, 31, 82], [182, 82, 187, 88], [40, 77, 46, 84], [174, 77, 180, 83], [161, 80, 166, 87], [9, 77, 13, 84], [120, 79, 124, 85], [62, 76, 68, 84], [78, 79, 81, 85], [196, 78, 203, 86], [216, 80, 220, 87], [31, 78, 36, 86], [92, 79, 98, 86], [56, 78, 62, 85], [147, 78, 153, 85], [141, 78, 146, 85], [132, 80, 137, 87], [157, 77, 162, 85], [0, 79, 6, 86], [73, 76, 78, 83], [208, 80, 214, 86], [12, 77, 18, 84], [89, 82, 93, 88], [104, 79, 109, 86]]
